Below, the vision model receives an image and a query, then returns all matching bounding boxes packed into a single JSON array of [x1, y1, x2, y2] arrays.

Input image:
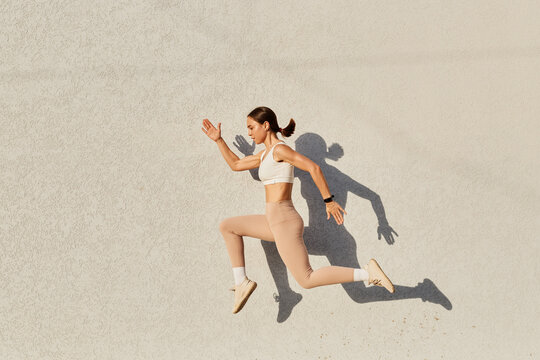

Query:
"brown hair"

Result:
[[247, 106, 296, 137]]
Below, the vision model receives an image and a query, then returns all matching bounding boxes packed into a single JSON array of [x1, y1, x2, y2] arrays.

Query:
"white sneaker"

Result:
[[229, 277, 258, 314], [364, 259, 395, 293]]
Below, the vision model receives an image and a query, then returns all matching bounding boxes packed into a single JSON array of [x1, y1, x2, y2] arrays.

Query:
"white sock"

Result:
[[354, 268, 369, 282], [232, 266, 247, 285], [354, 267, 374, 287]]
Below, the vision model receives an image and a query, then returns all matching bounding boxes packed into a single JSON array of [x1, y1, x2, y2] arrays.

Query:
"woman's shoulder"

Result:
[[272, 142, 295, 162]]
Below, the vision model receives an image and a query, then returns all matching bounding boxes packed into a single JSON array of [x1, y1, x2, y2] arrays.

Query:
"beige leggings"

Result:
[[219, 199, 356, 289]]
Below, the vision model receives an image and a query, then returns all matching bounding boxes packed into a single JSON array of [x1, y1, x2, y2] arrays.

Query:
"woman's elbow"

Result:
[[309, 165, 321, 173], [231, 161, 246, 172]]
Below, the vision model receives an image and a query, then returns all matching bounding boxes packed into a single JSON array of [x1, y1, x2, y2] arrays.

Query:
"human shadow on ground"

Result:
[[233, 132, 452, 323]]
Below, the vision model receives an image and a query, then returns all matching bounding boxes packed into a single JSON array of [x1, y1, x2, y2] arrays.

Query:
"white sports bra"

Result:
[[258, 141, 294, 185]]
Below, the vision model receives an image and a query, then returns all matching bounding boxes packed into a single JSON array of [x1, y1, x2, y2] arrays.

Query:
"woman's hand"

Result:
[[201, 118, 222, 142], [326, 201, 347, 225]]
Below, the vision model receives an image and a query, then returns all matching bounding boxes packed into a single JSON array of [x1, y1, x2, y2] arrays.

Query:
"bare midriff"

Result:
[[265, 182, 293, 203]]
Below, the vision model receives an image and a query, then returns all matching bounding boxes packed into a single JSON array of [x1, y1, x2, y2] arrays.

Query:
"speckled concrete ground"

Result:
[[1, 1, 539, 359]]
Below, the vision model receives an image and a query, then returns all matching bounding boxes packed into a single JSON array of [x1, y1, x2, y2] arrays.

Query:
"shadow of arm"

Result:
[[345, 175, 398, 244]]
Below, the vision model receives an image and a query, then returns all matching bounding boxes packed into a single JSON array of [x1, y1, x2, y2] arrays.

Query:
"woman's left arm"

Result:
[[275, 145, 348, 225], [311, 167, 347, 225]]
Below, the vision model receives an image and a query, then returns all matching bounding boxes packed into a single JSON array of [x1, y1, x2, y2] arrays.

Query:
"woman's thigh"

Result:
[[219, 214, 275, 242], [266, 203, 313, 283], [271, 218, 313, 282]]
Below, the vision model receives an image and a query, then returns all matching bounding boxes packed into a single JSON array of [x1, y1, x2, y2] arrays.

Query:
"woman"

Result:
[[201, 106, 394, 314]]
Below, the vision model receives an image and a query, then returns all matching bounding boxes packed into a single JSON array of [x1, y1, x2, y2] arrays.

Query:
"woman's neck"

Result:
[[263, 136, 282, 149]]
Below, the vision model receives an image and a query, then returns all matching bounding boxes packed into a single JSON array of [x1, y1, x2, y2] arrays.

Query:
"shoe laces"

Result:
[[230, 278, 251, 291], [369, 278, 383, 287]]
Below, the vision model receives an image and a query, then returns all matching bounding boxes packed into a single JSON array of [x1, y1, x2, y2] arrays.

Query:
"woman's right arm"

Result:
[[216, 137, 240, 171], [201, 118, 242, 171], [217, 138, 264, 171]]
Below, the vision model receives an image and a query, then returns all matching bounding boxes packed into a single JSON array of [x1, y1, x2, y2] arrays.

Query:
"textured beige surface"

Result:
[[1, 1, 539, 359]]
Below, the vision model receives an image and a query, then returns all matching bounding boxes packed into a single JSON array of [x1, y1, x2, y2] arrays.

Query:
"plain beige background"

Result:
[[1, 1, 539, 359]]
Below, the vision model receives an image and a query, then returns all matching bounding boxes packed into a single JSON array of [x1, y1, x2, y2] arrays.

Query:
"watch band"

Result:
[[324, 194, 334, 203]]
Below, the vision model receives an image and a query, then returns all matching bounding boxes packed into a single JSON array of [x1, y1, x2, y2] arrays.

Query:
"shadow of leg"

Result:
[[342, 279, 452, 310], [261, 240, 304, 322]]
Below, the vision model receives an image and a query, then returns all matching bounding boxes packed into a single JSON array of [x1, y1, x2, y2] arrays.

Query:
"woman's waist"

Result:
[[265, 199, 293, 204], [264, 182, 292, 203], [265, 199, 296, 212]]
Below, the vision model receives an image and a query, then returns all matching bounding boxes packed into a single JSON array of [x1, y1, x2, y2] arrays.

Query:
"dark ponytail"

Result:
[[247, 106, 296, 138], [279, 118, 296, 137]]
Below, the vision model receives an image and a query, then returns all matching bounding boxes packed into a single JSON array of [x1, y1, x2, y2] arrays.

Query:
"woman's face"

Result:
[[246, 117, 267, 144]]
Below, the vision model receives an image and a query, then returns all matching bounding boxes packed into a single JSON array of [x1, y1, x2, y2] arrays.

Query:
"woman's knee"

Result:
[[219, 218, 232, 233], [294, 268, 315, 289], [297, 278, 314, 289]]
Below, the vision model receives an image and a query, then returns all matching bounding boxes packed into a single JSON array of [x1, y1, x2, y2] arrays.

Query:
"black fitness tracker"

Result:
[[324, 194, 334, 203]]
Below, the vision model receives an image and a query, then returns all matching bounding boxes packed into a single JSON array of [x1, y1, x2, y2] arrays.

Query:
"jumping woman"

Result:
[[201, 106, 394, 314]]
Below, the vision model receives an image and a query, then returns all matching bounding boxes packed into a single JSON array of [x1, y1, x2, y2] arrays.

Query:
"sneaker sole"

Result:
[[233, 281, 257, 314], [370, 259, 395, 293]]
